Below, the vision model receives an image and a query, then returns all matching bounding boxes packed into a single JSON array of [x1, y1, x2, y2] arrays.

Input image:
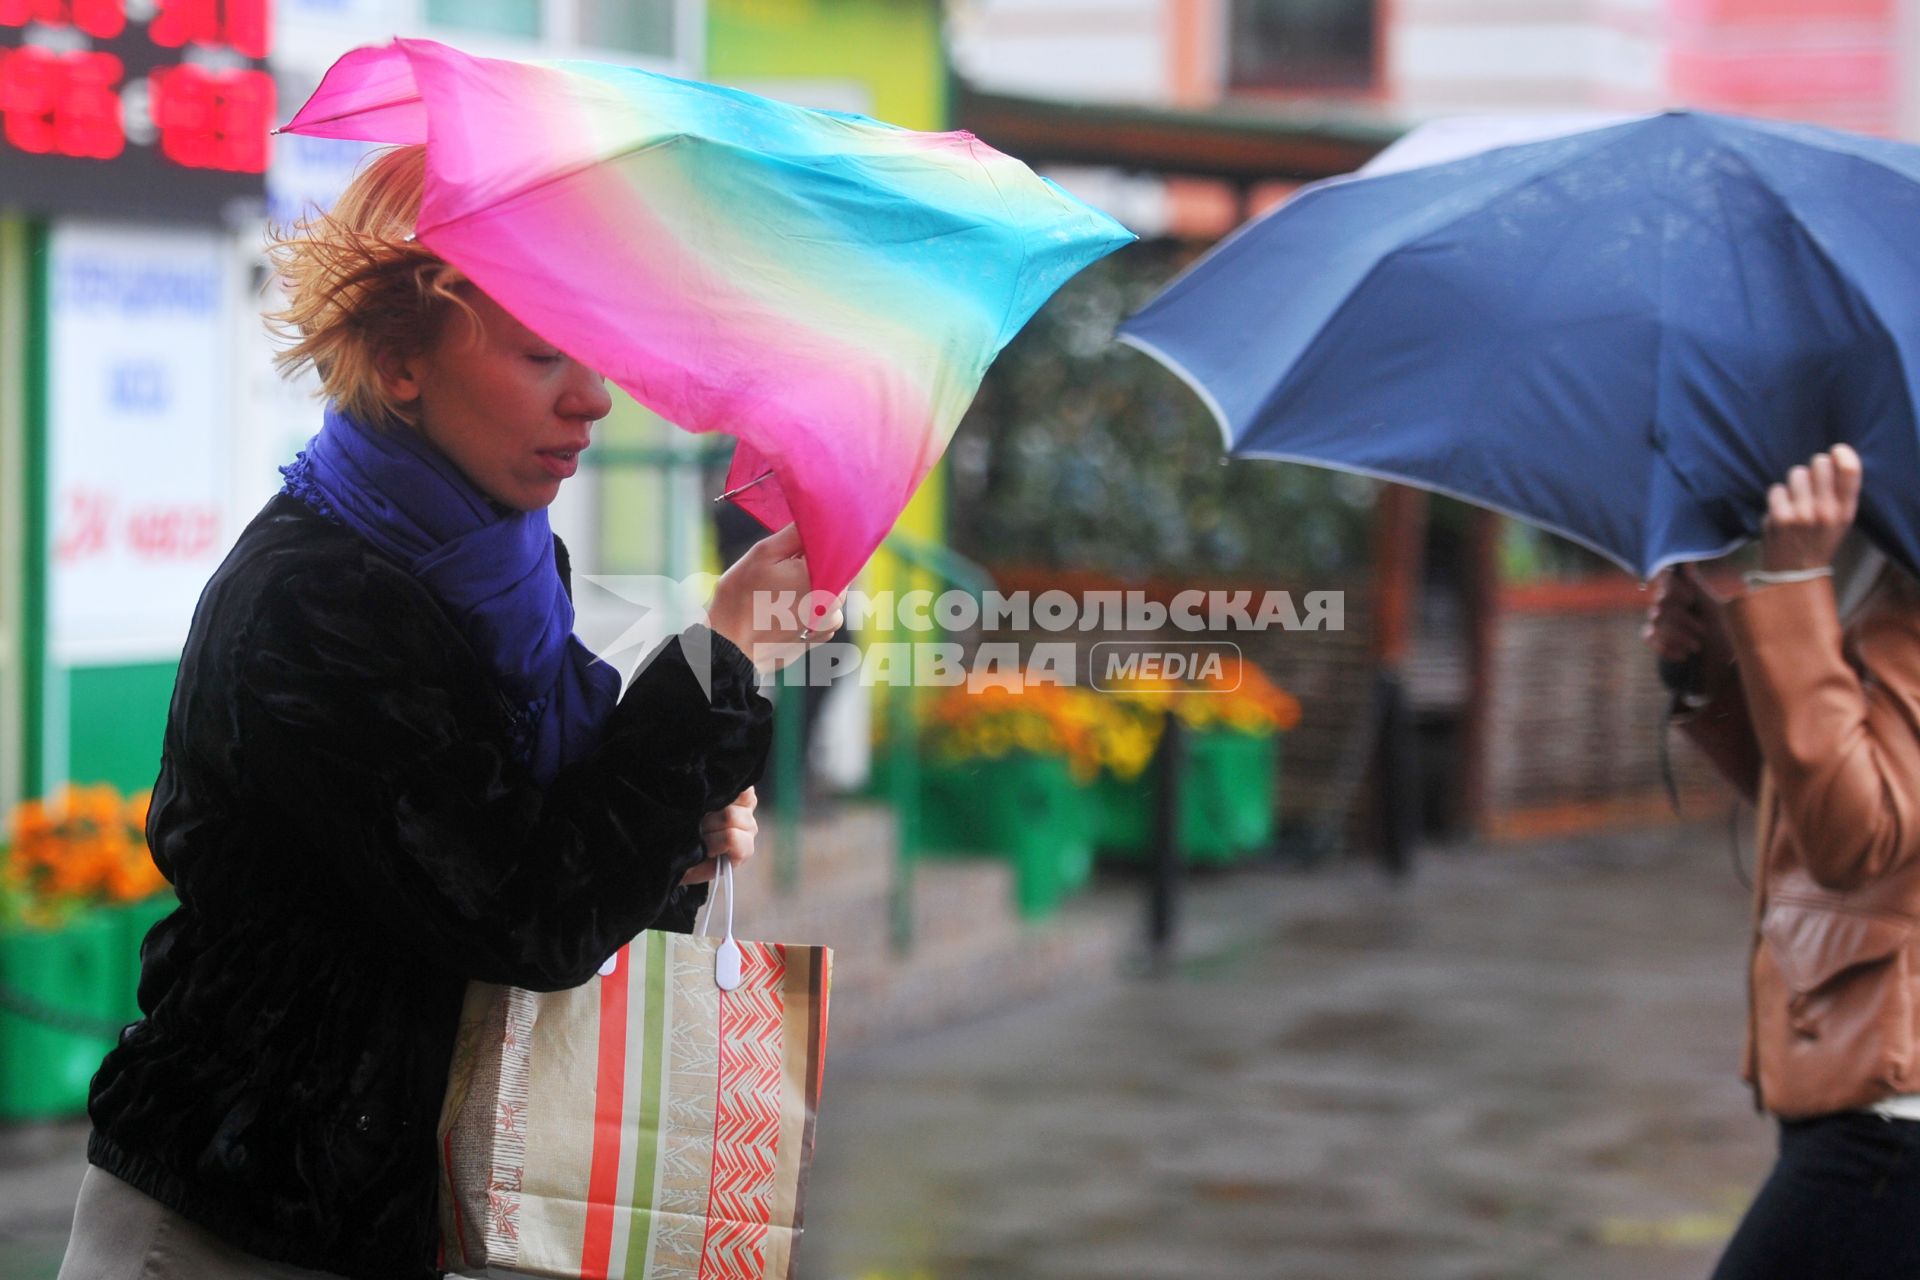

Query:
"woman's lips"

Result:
[[536, 447, 583, 480]]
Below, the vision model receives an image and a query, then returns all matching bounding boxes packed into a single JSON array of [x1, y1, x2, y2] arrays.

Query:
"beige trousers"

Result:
[[56, 1166, 348, 1280]]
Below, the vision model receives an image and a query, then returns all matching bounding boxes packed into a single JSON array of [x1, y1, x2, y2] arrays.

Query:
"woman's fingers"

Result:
[[684, 826, 756, 884], [1767, 483, 1795, 527], [1810, 452, 1838, 519], [1787, 465, 1813, 514], [698, 796, 759, 874], [1761, 447, 1866, 572], [1832, 444, 1864, 517], [755, 522, 804, 561], [799, 591, 847, 636], [699, 806, 759, 837]]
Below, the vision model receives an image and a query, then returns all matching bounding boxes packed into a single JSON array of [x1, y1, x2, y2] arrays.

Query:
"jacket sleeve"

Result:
[[229, 552, 771, 990], [1723, 576, 1920, 891], [1673, 648, 1761, 804]]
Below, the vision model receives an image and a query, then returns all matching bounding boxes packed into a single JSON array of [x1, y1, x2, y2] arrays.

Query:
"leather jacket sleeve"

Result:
[[228, 549, 771, 991], [1721, 575, 1920, 891]]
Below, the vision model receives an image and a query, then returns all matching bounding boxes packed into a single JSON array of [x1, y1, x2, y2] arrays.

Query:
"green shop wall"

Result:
[[62, 665, 175, 796], [706, 0, 947, 132]]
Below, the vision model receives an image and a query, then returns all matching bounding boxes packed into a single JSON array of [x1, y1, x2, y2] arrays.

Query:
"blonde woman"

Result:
[[1648, 444, 1920, 1280], [58, 146, 840, 1279]]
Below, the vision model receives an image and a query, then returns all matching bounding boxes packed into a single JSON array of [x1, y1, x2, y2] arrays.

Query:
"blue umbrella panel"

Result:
[[1119, 112, 1920, 579]]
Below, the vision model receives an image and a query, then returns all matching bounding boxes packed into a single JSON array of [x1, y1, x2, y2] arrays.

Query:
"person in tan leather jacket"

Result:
[[1647, 443, 1920, 1280]]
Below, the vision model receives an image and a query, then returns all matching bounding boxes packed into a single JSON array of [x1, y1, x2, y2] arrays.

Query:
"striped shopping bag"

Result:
[[436, 867, 830, 1279]]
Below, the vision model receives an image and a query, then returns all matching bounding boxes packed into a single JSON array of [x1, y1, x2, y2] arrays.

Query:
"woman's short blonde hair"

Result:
[[264, 145, 477, 428]]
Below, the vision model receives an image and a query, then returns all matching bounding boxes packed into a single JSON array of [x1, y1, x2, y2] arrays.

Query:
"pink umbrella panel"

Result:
[[280, 38, 1135, 597]]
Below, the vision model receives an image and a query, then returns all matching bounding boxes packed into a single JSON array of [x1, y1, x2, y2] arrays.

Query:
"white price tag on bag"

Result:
[[703, 856, 744, 991]]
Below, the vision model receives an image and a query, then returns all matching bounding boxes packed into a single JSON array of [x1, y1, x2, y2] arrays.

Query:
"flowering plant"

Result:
[[1, 785, 166, 928], [1172, 654, 1303, 735], [921, 655, 1300, 783], [923, 684, 1103, 781]]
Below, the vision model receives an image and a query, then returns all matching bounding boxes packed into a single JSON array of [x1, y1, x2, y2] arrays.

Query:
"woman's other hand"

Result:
[[1643, 565, 1730, 668], [1762, 444, 1864, 572], [706, 523, 846, 671], [683, 787, 757, 885]]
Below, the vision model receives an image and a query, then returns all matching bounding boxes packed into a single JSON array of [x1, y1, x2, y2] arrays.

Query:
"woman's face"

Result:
[[382, 288, 613, 511]]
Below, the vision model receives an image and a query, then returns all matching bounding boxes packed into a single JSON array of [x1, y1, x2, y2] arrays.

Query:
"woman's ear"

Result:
[[373, 346, 424, 405]]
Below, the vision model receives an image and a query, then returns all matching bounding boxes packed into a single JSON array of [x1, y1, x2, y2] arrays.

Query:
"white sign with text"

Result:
[[49, 222, 233, 665]]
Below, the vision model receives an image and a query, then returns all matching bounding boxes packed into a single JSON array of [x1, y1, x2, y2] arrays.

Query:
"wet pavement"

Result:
[[1, 820, 1771, 1280], [798, 821, 1770, 1280]]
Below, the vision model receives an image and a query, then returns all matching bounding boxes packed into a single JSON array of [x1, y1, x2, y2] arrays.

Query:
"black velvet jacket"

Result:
[[85, 493, 772, 1278]]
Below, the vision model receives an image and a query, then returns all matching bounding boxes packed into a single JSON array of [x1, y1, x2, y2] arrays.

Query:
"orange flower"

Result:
[[1, 782, 168, 914], [125, 790, 152, 834]]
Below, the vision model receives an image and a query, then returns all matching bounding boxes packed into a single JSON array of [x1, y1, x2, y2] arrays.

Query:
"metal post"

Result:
[[1375, 668, 1418, 878], [888, 681, 919, 953], [1149, 709, 1186, 964], [773, 675, 803, 894]]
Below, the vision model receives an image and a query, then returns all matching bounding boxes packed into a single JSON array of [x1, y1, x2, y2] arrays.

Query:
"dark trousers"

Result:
[[1712, 1111, 1920, 1280]]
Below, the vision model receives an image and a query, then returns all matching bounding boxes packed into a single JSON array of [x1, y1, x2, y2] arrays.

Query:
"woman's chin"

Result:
[[485, 477, 563, 513]]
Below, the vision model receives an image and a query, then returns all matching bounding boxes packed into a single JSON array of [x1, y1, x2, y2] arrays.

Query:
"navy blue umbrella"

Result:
[[1118, 111, 1920, 578]]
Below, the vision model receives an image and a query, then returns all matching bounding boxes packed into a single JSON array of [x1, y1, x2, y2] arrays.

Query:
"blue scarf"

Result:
[[278, 403, 620, 786]]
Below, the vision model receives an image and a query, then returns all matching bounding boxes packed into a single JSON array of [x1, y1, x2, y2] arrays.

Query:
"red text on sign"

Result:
[[0, 0, 126, 39], [0, 46, 125, 159], [148, 63, 272, 173], [148, 0, 271, 60]]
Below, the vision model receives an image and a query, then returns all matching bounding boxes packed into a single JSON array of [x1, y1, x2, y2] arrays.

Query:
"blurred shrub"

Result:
[[948, 241, 1376, 580]]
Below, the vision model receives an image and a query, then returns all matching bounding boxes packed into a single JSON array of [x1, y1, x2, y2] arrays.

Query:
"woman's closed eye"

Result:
[[527, 350, 564, 366]]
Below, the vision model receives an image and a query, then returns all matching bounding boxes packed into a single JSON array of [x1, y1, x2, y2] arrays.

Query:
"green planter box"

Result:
[[111, 893, 177, 1024], [1094, 730, 1280, 865], [0, 912, 123, 1121], [918, 753, 1094, 920], [1091, 771, 1153, 852]]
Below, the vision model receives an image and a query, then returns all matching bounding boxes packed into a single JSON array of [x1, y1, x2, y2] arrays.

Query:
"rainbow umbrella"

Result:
[[279, 38, 1133, 596]]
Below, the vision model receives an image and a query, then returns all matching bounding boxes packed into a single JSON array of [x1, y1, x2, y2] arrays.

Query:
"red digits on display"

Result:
[[149, 63, 271, 172], [148, 0, 269, 58], [0, 0, 269, 167], [221, 0, 268, 59], [146, 0, 215, 48], [0, 46, 124, 159], [0, 0, 124, 36], [74, 0, 125, 38]]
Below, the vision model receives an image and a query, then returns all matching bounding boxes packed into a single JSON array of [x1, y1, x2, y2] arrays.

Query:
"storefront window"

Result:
[[577, 0, 676, 56], [1227, 0, 1376, 93], [425, 0, 542, 40]]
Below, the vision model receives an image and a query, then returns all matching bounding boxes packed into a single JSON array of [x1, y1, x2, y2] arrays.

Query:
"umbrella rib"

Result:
[[278, 95, 425, 135], [1114, 331, 1235, 451]]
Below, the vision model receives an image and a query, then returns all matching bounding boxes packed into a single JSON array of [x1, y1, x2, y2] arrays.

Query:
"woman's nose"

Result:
[[563, 362, 613, 421]]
